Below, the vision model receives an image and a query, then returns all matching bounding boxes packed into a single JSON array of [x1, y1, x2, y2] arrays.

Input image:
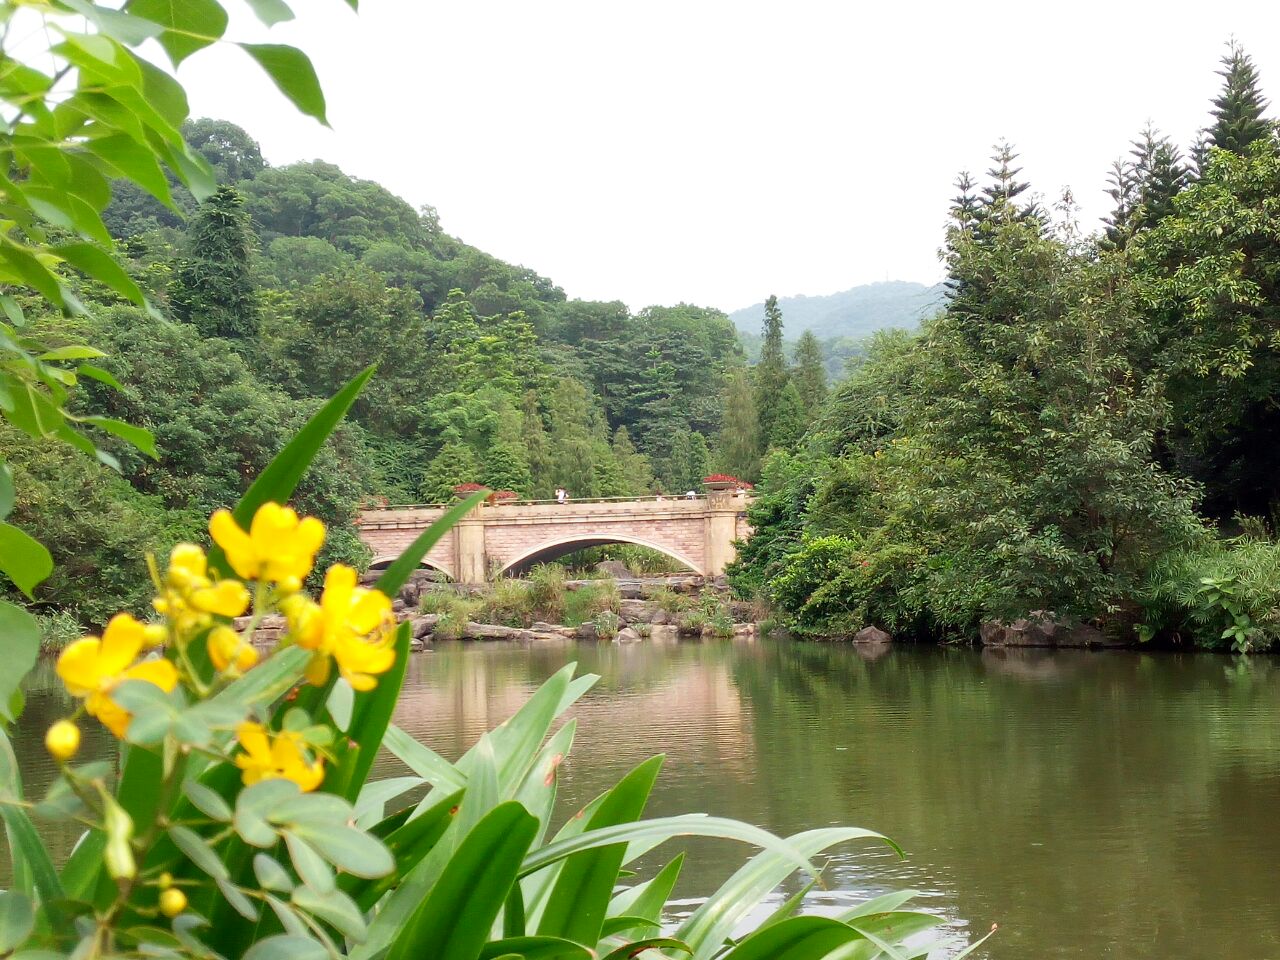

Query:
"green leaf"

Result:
[[291, 823, 393, 879], [382, 724, 466, 791], [601, 939, 691, 960], [608, 853, 684, 930], [77, 363, 123, 390], [0, 465, 11, 520], [676, 827, 892, 960], [284, 832, 334, 894], [538, 756, 663, 945], [0, 891, 35, 953], [239, 44, 327, 124], [184, 779, 232, 822], [55, 242, 148, 305], [326, 678, 354, 732], [0, 522, 53, 598], [332, 623, 410, 799], [243, 0, 296, 25], [254, 854, 294, 893], [78, 414, 157, 458], [721, 916, 866, 960], [235, 779, 299, 847], [0, 601, 39, 723], [208, 366, 373, 579], [37, 345, 106, 362], [387, 802, 538, 960], [104, 793, 137, 880], [125, 0, 228, 64], [169, 825, 228, 881], [478, 937, 593, 960], [374, 490, 488, 597], [242, 935, 327, 960], [291, 886, 366, 941]]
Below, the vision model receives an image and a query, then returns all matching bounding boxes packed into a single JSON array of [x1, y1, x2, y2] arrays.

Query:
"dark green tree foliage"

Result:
[[769, 381, 808, 452], [170, 186, 260, 339], [660, 429, 710, 493], [1202, 41, 1273, 160], [184, 117, 266, 182], [754, 294, 790, 448], [1105, 127, 1190, 248], [715, 367, 761, 482], [611, 426, 654, 494], [792, 330, 827, 415], [1131, 141, 1280, 519], [419, 439, 480, 502]]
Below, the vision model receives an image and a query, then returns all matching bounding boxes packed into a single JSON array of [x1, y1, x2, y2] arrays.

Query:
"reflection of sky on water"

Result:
[[11, 641, 1280, 959]]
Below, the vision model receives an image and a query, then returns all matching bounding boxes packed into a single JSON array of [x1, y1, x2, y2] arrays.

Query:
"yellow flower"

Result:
[[234, 721, 324, 792], [56, 614, 179, 738], [285, 565, 395, 691], [45, 719, 80, 761], [152, 543, 250, 637], [209, 503, 325, 590], [208, 625, 258, 674]]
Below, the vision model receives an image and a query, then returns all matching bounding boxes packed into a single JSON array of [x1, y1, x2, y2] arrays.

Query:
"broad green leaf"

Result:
[[79, 415, 157, 458], [326, 677, 354, 732], [0, 601, 39, 722], [216, 876, 259, 920], [537, 756, 663, 945], [0, 466, 11, 520], [254, 854, 293, 893], [722, 916, 866, 960], [291, 822, 393, 878], [239, 44, 327, 123], [383, 723, 466, 791], [236, 779, 299, 847], [55, 242, 147, 305], [284, 832, 334, 894], [386, 802, 538, 960], [208, 366, 373, 579], [676, 827, 894, 960], [184, 779, 232, 822], [520, 816, 818, 880], [77, 363, 123, 390], [478, 937, 592, 960], [373, 490, 488, 597], [0, 891, 35, 953], [125, 0, 228, 64], [342, 787, 462, 911], [354, 775, 421, 827], [37, 345, 105, 362], [242, 934, 327, 960], [601, 939, 691, 960]]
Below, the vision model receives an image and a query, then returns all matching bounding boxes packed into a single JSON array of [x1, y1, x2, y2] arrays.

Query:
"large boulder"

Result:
[[853, 626, 892, 645], [463, 622, 533, 641], [575, 622, 600, 641], [410, 615, 439, 639], [619, 599, 663, 623], [595, 560, 634, 579], [980, 613, 1116, 648], [613, 626, 643, 645]]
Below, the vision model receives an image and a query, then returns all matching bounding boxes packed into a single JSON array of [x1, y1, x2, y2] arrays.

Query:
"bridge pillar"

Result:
[[454, 503, 488, 584], [703, 488, 742, 577]]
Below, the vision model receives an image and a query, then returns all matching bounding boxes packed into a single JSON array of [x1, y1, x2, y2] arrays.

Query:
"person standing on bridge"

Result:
[[555, 487, 567, 504]]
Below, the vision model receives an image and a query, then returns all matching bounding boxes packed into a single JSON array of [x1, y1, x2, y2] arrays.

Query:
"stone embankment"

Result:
[[237, 570, 758, 649]]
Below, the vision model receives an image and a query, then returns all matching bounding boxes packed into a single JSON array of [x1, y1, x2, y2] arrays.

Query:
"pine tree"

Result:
[[419, 438, 479, 502], [792, 330, 827, 415], [981, 140, 1041, 225], [1201, 40, 1273, 162], [768, 381, 807, 451], [1104, 126, 1190, 249], [715, 368, 761, 481], [611, 426, 654, 495], [1102, 158, 1139, 249], [754, 294, 790, 448], [170, 186, 259, 339], [481, 436, 533, 496], [545, 378, 600, 496], [521, 390, 553, 498]]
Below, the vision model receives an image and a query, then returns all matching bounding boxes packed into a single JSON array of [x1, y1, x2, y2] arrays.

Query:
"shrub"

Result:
[[526, 563, 567, 622], [476, 578, 534, 627], [1139, 536, 1280, 652], [592, 609, 621, 640], [565, 579, 620, 625]]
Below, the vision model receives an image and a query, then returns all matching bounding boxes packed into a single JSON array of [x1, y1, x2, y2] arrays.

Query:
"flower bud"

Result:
[[159, 887, 187, 918], [45, 720, 80, 761]]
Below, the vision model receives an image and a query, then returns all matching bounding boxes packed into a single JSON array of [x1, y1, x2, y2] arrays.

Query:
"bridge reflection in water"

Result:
[[357, 489, 752, 583]]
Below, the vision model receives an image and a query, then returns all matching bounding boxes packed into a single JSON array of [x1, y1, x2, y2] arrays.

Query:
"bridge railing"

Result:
[[358, 493, 735, 511]]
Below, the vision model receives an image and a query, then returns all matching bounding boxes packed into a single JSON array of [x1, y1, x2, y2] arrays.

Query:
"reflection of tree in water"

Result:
[[729, 644, 1280, 958]]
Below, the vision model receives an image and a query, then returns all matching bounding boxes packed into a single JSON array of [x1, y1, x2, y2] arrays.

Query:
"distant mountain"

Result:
[[729, 280, 947, 342]]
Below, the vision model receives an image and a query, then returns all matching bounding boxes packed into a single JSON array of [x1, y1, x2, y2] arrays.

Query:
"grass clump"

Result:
[[421, 590, 477, 639], [565, 579, 620, 626], [526, 564, 567, 622]]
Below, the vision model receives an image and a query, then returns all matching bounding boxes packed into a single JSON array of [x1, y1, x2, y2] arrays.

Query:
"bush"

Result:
[[1139, 536, 1280, 652], [525, 563, 567, 622], [591, 609, 621, 640], [565, 579, 620, 626], [420, 590, 477, 638]]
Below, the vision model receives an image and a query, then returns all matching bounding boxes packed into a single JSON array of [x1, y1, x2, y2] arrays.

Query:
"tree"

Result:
[[184, 118, 266, 183], [754, 294, 790, 447], [1201, 40, 1273, 162], [419, 439, 480, 503], [715, 368, 762, 481], [170, 186, 261, 339], [660, 429, 710, 493], [611, 426, 654, 495], [793, 331, 828, 415], [768, 381, 808, 451], [981, 140, 1040, 224], [522, 391, 554, 498]]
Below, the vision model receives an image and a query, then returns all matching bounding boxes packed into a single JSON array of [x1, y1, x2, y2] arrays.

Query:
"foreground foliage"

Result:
[[0, 374, 987, 960]]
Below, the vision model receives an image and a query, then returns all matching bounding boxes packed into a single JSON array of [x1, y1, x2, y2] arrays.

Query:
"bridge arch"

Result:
[[368, 555, 454, 580], [496, 535, 704, 578]]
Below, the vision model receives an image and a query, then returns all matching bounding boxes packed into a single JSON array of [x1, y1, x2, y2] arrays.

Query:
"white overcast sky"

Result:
[[176, 1, 1280, 313]]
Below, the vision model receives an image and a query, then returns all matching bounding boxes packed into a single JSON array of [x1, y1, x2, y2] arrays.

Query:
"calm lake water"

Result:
[[10, 640, 1280, 958]]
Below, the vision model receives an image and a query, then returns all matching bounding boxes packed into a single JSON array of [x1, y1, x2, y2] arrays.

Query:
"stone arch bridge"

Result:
[[357, 489, 752, 584]]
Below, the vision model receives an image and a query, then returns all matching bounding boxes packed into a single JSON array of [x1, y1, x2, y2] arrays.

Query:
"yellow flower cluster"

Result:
[[50, 502, 398, 795]]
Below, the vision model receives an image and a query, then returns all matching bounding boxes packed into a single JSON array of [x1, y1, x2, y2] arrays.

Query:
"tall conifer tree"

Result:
[[1200, 40, 1273, 163], [171, 186, 259, 339], [754, 294, 790, 448], [792, 331, 827, 415], [716, 368, 761, 482]]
